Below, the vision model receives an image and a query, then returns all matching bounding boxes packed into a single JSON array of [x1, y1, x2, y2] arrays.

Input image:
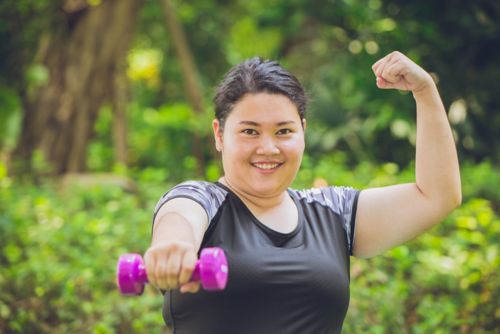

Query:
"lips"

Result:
[[251, 162, 283, 170]]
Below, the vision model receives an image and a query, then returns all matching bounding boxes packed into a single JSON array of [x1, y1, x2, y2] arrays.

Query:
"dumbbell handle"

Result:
[[121, 255, 203, 285]]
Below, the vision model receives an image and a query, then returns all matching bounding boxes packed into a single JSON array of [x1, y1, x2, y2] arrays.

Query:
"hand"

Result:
[[144, 240, 200, 293], [372, 51, 434, 93]]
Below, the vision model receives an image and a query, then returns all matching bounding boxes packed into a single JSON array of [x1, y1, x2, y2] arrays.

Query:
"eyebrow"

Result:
[[237, 120, 297, 126]]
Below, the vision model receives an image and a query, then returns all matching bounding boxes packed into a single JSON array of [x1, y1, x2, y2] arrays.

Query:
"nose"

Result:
[[256, 136, 280, 155]]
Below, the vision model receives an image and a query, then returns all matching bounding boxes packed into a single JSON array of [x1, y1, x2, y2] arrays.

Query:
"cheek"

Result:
[[282, 136, 305, 157], [222, 136, 251, 162]]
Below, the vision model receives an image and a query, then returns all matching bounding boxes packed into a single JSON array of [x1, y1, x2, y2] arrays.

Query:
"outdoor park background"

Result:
[[0, 0, 499, 333]]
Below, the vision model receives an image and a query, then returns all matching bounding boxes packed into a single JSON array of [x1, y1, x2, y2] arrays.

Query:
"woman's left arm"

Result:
[[353, 51, 462, 258]]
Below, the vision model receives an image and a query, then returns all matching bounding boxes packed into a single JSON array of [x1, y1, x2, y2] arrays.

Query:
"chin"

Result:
[[249, 181, 289, 197]]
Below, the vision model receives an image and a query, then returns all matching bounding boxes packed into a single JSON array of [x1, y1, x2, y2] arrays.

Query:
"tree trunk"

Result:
[[14, 0, 142, 175], [112, 55, 129, 166], [160, 0, 207, 176]]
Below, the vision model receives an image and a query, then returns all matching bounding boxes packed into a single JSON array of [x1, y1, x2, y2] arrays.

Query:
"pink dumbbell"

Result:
[[116, 247, 228, 295]]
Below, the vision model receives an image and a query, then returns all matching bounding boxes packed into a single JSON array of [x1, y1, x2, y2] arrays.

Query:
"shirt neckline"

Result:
[[214, 181, 304, 240]]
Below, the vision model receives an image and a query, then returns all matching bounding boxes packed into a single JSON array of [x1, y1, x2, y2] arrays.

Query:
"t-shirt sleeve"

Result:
[[152, 181, 227, 229], [323, 186, 360, 256]]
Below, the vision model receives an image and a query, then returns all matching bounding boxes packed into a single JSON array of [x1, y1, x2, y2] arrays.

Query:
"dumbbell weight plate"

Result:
[[117, 253, 147, 295]]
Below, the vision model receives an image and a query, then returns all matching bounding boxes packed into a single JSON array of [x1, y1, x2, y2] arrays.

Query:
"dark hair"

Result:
[[213, 57, 307, 128]]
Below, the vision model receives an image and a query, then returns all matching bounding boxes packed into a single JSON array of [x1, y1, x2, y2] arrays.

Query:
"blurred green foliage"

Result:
[[345, 196, 499, 333], [0, 167, 167, 333], [3, 0, 499, 168], [1, 159, 499, 333]]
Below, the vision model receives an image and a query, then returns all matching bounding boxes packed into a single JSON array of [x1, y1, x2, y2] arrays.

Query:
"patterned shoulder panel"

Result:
[[291, 186, 360, 253], [153, 181, 228, 223]]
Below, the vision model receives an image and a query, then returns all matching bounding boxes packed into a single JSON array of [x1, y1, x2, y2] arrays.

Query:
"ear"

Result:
[[212, 119, 223, 152], [302, 118, 307, 132]]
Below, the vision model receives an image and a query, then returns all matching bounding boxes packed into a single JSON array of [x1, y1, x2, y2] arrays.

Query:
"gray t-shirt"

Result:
[[153, 181, 360, 334]]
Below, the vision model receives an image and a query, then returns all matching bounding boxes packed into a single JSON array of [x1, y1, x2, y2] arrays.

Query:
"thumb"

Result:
[[180, 281, 201, 293]]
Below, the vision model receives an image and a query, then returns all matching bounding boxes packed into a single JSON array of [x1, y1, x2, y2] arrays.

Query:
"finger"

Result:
[[145, 250, 163, 288], [144, 250, 155, 282], [376, 76, 397, 90], [381, 59, 408, 84], [179, 251, 198, 285], [371, 56, 388, 75], [154, 255, 170, 290], [372, 52, 396, 76], [180, 281, 201, 294], [166, 250, 182, 289], [372, 57, 387, 76]]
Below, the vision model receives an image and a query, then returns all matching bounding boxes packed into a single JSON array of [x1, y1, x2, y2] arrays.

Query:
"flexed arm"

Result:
[[353, 51, 461, 258]]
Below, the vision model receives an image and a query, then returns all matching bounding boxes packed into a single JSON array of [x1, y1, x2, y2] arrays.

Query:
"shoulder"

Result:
[[291, 186, 360, 255], [168, 180, 227, 196], [154, 180, 229, 221], [289, 186, 359, 215]]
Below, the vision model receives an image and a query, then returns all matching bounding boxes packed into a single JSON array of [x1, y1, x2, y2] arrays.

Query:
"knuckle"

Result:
[[165, 264, 179, 279], [182, 261, 196, 273], [144, 241, 196, 291], [168, 242, 180, 252], [152, 268, 165, 282], [165, 263, 180, 287], [179, 268, 194, 284], [184, 251, 197, 264], [144, 248, 158, 263]]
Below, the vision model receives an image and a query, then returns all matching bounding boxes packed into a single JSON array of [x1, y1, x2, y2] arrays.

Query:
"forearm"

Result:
[[414, 83, 462, 208], [146, 200, 207, 292], [152, 212, 198, 247], [151, 197, 208, 250]]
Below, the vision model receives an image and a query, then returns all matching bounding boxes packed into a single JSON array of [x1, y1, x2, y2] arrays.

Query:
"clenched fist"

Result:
[[144, 240, 201, 293], [372, 51, 434, 93]]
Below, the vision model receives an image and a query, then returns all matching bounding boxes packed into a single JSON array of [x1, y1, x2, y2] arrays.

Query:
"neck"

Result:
[[219, 177, 288, 212]]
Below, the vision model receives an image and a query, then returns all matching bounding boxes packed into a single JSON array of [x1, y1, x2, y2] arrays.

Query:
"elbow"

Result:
[[454, 189, 462, 208], [352, 243, 382, 259], [443, 184, 462, 213], [436, 170, 463, 212], [451, 181, 462, 208], [355, 250, 381, 259], [420, 182, 462, 213], [452, 172, 463, 208], [426, 183, 462, 217]]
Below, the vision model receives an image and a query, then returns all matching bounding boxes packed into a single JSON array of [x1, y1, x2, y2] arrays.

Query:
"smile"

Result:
[[251, 162, 283, 170]]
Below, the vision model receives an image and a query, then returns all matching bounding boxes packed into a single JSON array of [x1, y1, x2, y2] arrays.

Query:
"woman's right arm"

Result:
[[144, 197, 209, 293]]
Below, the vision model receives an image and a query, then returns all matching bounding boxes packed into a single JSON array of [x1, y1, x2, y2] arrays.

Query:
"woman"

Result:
[[145, 51, 461, 333]]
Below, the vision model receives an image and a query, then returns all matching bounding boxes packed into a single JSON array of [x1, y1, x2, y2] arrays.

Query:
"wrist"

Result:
[[412, 78, 438, 100]]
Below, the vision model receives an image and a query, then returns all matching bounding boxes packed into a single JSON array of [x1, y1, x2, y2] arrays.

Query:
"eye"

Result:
[[276, 128, 292, 135], [242, 129, 258, 135]]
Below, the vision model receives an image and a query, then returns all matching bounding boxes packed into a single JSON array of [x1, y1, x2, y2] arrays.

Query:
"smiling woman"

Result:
[[144, 53, 461, 334], [213, 93, 306, 202]]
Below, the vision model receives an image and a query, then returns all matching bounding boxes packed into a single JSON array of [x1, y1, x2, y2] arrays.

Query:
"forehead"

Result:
[[227, 93, 300, 124]]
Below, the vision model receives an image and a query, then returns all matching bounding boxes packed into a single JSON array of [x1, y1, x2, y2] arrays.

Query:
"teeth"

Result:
[[253, 163, 280, 170]]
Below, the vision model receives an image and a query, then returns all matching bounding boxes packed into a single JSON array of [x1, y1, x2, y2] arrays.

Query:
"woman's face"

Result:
[[213, 92, 306, 198]]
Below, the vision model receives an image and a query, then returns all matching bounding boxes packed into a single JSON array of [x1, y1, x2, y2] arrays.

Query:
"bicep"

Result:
[[352, 183, 448, 258], [153, 197, 209, 249]]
